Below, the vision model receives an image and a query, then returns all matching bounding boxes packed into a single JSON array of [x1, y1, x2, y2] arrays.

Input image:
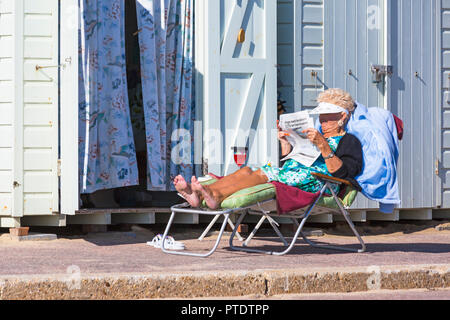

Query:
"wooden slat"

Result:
[[311, 172, 353, 186]]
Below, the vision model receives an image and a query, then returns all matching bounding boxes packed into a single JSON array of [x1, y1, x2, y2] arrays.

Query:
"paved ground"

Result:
[[0, 221, 449, 299], [0, 222, 449, 275]]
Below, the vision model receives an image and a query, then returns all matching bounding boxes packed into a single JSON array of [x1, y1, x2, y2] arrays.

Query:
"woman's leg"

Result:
[[191, 167, 269, 209], [173, 167, 254, 207]]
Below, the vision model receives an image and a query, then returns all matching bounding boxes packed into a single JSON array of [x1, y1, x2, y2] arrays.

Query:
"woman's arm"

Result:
[[277, 120, 293, 156], [280, 140, 292, 157], [332, 134, 363, 180], [317, 143, 344, 174], [302, 129, 344, 174]]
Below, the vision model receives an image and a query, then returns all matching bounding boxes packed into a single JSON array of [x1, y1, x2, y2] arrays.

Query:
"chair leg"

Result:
[[198, 214, 244, 242], [198, 214, 221, 241], [161, 211, 231, 257], [226, 217, 244, 242], [229, 185, 328, 256], [243, 214, 288, 247], [243, 215, 265, 247], [300, 184, 366, 253]]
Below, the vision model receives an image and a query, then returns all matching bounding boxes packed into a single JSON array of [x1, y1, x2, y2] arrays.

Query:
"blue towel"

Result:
[[315, 102, 401, 213]]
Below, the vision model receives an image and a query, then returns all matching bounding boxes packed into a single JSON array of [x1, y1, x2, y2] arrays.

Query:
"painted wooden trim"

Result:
[[0, 217, 21, 228], [293, 0, 303, 111], [366, 210, 400, 222], [399, 209, 433, 221], [75, 207, 171, 215], [155, 212, 199, 225], [435, 0, 443, 207], [194, 0, 204, 175], [385, 0, 392, 111], [60, 0, 79, 215], [111, 213, 155, 225], [21, 214, 66, 227], [12, 0, 24, 218], [308, 213, 333, 224], [203, 0, 222, 175], [50, 0, 59, 213], [264, 0, 278, 166], [335, 210, 367, 222], [67, 213, 112, 225]]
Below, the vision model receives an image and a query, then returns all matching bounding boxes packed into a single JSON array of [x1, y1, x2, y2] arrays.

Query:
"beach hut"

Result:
[[0, 0, 447, 227]]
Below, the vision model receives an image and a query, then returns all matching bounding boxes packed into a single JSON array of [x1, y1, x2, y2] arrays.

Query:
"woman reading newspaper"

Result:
[[174, 88, 363, 210]]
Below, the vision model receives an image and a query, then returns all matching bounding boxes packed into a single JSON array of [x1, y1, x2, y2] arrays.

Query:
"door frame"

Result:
[[434, 0, 442, 207], [60, 0, 79, 215]]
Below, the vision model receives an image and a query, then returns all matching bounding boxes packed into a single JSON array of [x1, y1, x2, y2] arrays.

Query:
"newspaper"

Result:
[[279, 111, 321, 167]]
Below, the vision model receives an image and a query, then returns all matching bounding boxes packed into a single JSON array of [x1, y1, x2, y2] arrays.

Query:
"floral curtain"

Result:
[[79, 0, 139, 194], [136, 0, 195, 191]]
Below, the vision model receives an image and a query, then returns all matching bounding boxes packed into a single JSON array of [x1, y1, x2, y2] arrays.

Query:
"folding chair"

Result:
[[159, 173, 366, 257], [228, 172, 366, 255]]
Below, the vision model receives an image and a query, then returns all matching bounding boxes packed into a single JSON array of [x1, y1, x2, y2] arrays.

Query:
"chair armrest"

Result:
[[311, 172, 353, 186]]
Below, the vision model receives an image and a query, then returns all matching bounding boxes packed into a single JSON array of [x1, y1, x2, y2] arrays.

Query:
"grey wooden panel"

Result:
[[302, 4, 323, 24], [444, 151, 450, 169], [302, 25, 323, 45], [390, 0, 438, 209], [277, 0, 294, 111], [324, 0, 385, 210], [295, 0, 324, 112], [442, 0, 450, 207], [324, 0, 384, 108], [277, 1, 293, 23]]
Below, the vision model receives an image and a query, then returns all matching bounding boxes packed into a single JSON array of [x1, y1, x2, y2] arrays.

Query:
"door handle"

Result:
[[371, 65, 393, 83], [35, 58, 72, 71], [35, 64, 65, 71]]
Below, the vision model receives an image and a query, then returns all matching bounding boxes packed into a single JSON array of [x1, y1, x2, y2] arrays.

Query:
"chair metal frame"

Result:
[[229, 178, 366, 255], [160, 173, 366, 257], [160, 202, 252, 257]]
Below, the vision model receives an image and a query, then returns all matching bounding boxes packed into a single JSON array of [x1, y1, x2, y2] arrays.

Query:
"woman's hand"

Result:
[[277, 120, 290, 144], [302, 128, 330, 152], [277, 120, 292, 156]]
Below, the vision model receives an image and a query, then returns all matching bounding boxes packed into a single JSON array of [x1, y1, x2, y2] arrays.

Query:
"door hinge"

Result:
[[57, 159, 62, 177]]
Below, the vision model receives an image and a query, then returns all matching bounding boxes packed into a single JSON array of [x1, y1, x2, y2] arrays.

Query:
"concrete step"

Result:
[[0, 264, 448, 299]]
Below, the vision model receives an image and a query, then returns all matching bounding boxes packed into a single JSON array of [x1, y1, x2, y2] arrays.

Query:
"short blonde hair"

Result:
[[316, 88, 355, 113]]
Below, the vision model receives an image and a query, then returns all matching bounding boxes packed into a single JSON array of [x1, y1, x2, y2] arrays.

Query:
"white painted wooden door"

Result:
[[0, 0, 15, 217], [17, 0, 60, 216], [200, 0, 278, 176]]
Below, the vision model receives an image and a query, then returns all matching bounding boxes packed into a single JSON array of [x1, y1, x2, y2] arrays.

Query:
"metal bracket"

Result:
[[371, 65, 393, 83], [36, 64, 65, 71], [35, 58, 72, 71]]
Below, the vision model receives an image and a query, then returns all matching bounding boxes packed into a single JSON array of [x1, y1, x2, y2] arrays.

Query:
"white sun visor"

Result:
[[309, 102, 349, 115]]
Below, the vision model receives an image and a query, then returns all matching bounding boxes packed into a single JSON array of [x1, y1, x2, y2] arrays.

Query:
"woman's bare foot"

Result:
[[173, 175, 200, 207], [191, 176, 221, 210]]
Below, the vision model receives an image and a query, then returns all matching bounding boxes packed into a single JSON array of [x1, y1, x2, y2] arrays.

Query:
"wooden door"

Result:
[[200, 0, 278, 176]]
